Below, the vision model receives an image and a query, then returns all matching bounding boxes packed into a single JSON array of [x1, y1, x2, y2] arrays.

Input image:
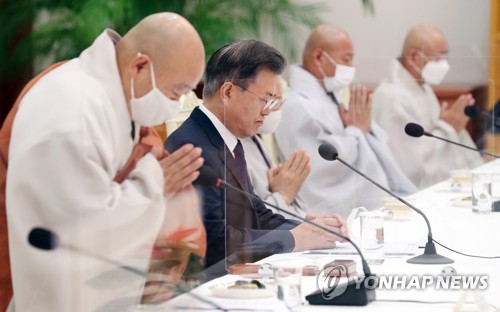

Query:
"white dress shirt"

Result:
[[199, 104, 238, 156]]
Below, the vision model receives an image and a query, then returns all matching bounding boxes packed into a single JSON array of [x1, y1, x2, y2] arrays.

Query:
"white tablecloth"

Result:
[[165, 160, 500, 311]]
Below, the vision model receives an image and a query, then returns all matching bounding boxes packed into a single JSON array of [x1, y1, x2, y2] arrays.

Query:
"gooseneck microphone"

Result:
[[404, 122, 500, 159], [318, 143, 453, 265], [196, 166, 376, 306], [464, 106, 500, 127], [404, 122, 426, 137], [28, 227, 226, 311], [29, 227, 149, 276], [464, 106, 482, 119]]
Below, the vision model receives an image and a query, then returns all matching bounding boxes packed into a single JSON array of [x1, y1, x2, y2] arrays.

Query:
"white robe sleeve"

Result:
[[366, 122, 417, 195], [7, 91, 166, 312], [243, 137, 308, 221], [372, 84, 483, 188], [276, 96, 392, 217]]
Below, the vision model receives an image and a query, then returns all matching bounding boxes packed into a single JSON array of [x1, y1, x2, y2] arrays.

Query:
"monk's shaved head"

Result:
[[400, 24, 448, 84], [116, 12, 205, 112], [119, 13, 204, 74], [303, 25, 350, 64], [302, 24, 354, 80], [402, 24, 447, 57]]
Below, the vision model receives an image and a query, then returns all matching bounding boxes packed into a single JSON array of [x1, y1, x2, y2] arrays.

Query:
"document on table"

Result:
[[303, 242, 419, 257]]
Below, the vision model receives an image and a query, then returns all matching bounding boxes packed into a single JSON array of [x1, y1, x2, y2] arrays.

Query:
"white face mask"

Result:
[[258, 110, 282, 134], [421, 59, 450, 85], [320, 51, 356, 92], [130, 57, 181, 126]]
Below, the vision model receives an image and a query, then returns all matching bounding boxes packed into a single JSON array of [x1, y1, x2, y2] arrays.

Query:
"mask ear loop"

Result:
[[130, 78, 136, 99], [130, 52, 143, 99], [319, 50, 337, 79], [147, 55, 158, 90], [322, 50, 338, 66], [404, 48, 423, 79]]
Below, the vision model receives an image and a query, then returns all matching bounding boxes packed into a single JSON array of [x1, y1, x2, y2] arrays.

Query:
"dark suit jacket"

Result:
[[166, 107, 298, 271]]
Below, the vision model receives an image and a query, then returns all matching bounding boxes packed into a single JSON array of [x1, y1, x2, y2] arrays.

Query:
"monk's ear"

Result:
[[129, 52, 150, 80], [219, 81, 234, 106], [406, 47, 420, 64], [311, 47, 324, 67]]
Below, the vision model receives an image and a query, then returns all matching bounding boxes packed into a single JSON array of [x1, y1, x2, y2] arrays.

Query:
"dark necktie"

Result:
[[233, 140, 252, 192], [251, 136, 272, 169]]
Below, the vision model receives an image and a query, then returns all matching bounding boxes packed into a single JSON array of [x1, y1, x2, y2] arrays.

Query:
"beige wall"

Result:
[[291, 0, 491, 88]]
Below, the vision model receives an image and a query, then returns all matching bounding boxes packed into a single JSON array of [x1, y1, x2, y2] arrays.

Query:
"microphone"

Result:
[[464, 106, 481, 119], [29, 227, 149, 276], [28, 227, 225, 311], [318, 143, 453, 265], [404, 122, 500, 159], [196, 166, 376, 306], [464, 105, 500, 127]]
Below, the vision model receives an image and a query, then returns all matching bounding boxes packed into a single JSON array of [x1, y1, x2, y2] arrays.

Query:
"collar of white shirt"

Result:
[[199, 104, 238, 157]]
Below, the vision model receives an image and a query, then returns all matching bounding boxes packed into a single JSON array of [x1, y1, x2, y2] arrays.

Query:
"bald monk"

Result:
[[275, 25, 416, 218], [372, 24, 483, 188], [3, 13, 205, 311]]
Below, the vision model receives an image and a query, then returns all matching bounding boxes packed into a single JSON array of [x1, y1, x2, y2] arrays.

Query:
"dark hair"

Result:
[[203, 39, 286, 99]]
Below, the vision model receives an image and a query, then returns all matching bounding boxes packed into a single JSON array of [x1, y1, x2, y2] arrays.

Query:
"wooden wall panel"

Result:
[[488, 0, 500, 109]]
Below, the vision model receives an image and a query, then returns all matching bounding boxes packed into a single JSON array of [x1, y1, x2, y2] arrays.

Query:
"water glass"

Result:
[[273, 265, 302, 312], [360, 211, 385, 264], [472, 172, 493, 215]]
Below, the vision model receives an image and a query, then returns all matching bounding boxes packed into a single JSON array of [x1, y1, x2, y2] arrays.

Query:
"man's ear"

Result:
[[219, 81, 234, 106]]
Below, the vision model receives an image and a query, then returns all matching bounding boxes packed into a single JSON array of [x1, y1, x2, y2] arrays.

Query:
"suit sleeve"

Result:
[[258, 191, 308, 219], [251, 195, 300, 230]]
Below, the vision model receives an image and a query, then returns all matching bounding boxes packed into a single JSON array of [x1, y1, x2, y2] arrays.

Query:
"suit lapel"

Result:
[[190, 107, 249, 191]]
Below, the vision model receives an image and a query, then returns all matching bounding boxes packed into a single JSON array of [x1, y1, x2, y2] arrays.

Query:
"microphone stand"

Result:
[[332, 156, 453, 265], [28, 228, 228, 311], [422, 132, 500, 159], [214, 179, 376, 306]]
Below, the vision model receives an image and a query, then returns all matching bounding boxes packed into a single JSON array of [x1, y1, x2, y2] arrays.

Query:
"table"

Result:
[[166, 161, 500, 311]]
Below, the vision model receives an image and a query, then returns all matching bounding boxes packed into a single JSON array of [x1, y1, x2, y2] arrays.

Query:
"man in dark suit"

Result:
[[166, 40, 347, 276]]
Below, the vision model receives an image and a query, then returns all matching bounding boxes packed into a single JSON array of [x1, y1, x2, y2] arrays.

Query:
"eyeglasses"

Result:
[[233, 83, 284, 111], [418, 49, 448, 62]]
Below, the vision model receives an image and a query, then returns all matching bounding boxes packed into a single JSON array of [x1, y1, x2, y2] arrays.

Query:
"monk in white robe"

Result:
[[5, 13, 205, 311], [241, 80, 310, 221], [275, 25, 416, 218], [372, 24, 483, 188]]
